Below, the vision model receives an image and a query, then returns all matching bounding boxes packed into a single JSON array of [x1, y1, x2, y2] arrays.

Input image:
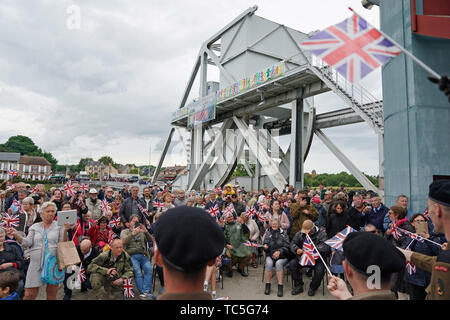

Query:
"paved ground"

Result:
[[36, 261, 334, 300]]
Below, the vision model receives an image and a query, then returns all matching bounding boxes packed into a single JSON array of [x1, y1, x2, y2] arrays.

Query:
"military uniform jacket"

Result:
[[87, 250, 134, 279], [411, 247, 450, 300], [349, 290, 397, 300]]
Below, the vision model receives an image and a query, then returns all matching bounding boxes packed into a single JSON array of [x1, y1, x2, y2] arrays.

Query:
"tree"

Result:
[[1, 135, 59, 170], [77, 158, 93, 172], [2, 135, 41, 155], [98, 156, 114, 166]]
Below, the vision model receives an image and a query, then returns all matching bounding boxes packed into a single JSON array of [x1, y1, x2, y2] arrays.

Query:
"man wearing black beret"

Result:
[[327, 231, 405, 300], [153, 206, 225, 300], [398, 180, 450, 300]]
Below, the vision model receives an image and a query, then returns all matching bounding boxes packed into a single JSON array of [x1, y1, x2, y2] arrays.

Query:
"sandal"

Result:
[[252, 262, 257, 268]]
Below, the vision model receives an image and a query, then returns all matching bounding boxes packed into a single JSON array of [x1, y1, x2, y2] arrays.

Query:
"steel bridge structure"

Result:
[[152, 6, 384, 196]]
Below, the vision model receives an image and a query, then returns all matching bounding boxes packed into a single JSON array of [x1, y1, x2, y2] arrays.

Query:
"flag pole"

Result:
[[397, 227, 443, 247], [306, 233, 333, 277], [349, 7, 441, 79]]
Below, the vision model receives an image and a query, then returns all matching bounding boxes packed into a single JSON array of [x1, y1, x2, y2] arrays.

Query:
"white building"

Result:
[[0, 152, 21, 180]]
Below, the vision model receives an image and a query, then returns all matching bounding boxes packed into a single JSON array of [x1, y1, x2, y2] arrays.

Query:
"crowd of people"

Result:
[[0, 179, 447, 300]]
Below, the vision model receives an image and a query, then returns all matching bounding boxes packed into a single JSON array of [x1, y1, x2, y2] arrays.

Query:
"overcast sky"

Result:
[[0, 0, 382, 175]]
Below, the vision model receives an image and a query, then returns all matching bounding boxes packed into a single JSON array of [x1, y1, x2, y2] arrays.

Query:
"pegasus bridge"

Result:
[[152, 6, 385, 197]]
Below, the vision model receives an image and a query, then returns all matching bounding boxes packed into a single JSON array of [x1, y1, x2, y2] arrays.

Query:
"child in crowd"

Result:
[[0, 270, 20, 300]]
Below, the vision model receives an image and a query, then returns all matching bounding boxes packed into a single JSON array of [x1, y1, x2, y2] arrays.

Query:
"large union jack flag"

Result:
[[123, 278, 134, 298], [299, 236, 320, 267], [325, 225, 355, 251], [300, 13, 401, 83]]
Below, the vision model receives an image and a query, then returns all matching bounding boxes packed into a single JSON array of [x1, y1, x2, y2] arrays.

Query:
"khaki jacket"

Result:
[[349, 290, 397, 300], [411, 246, 450, 300]]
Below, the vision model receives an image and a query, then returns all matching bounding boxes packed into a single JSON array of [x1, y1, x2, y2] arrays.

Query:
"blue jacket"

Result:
[[365, 203, 389, 232], [0, 292, 19, 300], [401, 235, 442, 287], [383, 208, 414, 231]]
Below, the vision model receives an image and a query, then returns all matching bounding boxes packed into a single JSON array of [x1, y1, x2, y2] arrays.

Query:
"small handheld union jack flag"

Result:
[[246, 206, 256, 219], [398, 227, 425, 243], [325, 225, 355, 251], [255, 210, 266, 223], [8, 170, 18, 178], [64, 181, 75, 197], [78, 266, 86, 283], [30, 185, 39, 195], [243, 241, 262, 248], [404, 239, 416, 275], [222, 206, 234, 220], [390, 225, 403, 241], [107, 230, 118, 244], [80, 184, 89, 193], [2, 213, 20, 228], [153, 200, 164, 209], [215, 187, 222, 193], [299, 236, 320, 267], [108, 216, 121, 229], [423, 208, 430, 221], [208, 204, 220, 219], [100, 199, 111, 215], [123, 278, 134, 298]]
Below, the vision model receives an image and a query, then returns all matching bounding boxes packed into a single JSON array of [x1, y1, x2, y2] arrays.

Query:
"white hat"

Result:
[[89, 188, 98, 194]]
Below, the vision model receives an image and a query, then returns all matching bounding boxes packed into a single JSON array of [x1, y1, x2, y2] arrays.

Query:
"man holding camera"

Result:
[[88, 238, 134, 300], [120, 214, 155, 300], [348, 194, 371, 230]]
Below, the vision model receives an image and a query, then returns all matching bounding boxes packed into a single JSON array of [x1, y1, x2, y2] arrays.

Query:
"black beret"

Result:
[[343, 232, 405, 276], [154, 206, 225, 272], [429, 180, 450, 207]]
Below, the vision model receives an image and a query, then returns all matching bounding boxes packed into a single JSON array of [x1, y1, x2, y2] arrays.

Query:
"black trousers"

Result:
[[408, 283, 427, 300], [288, 258, 326, 291]]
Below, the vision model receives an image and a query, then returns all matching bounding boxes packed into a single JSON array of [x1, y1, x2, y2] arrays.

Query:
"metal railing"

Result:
[[310, 56, 384, 132]]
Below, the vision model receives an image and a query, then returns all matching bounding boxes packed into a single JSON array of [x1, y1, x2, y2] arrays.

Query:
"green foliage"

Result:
[[129, 168, 138, 174], [231, 163, 255, 178], [0, 135, 58, 170], [98, 156, 114, 166], [77, 158, 93, 172], [303, 171, 379, 189]]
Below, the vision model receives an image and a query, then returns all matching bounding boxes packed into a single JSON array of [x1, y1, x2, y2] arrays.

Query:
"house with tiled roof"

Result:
[[19, 155, 52, 180]]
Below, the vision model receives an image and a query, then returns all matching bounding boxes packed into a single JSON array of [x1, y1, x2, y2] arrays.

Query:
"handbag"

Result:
[[57, 241, 81, 270], [40, 225, 65, 285]]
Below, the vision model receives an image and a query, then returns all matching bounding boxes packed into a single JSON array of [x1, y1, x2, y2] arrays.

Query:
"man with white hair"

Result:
[[173, 189, 187, 207], [365, 194, 389, 233], [62, 238, 99, 300]]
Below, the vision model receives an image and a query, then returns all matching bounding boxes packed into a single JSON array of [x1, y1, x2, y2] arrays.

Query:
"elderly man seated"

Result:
[[87, 238, 134, 300]]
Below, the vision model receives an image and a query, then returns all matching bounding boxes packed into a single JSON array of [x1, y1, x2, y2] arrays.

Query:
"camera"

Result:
[[134, 222, 141, 228], [32, 195, 41, 203]]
